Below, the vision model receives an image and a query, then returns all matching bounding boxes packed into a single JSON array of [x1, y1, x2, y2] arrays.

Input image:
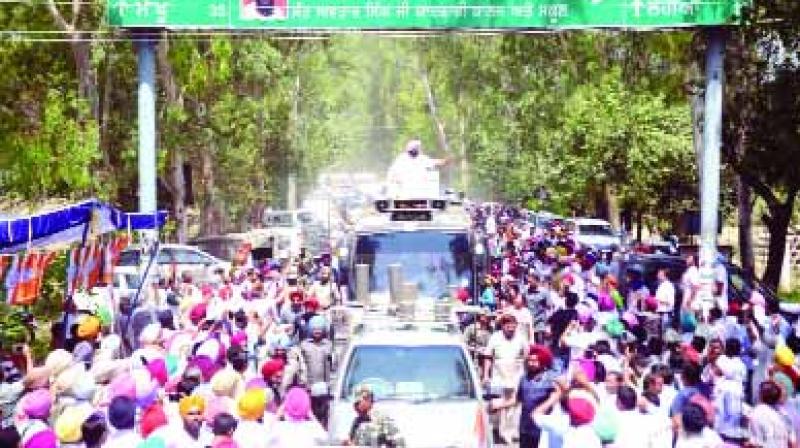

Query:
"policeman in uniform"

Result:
[[464, 309, 494, 370], [348, 385, 405, 447]]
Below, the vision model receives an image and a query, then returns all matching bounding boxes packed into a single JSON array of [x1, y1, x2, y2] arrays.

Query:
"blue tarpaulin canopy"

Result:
[[0, 199, 167, 253]]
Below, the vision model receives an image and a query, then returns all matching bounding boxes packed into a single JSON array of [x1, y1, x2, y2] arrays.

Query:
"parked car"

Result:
[[618, 253, 799, 322], [618, 253, 687, 299], [527, 210, 563, 232], [262, 209, 315, 258], [189, 234, 249, 262], [566, 217, 623, 251], [117, 244, 230, 280]]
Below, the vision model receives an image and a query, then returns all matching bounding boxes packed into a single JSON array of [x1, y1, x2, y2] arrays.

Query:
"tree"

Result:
[[725, 1, 800, 289], [44, 0, 102, 120]]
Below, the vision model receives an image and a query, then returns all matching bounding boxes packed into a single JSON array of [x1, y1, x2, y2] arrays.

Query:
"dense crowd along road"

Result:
[[1, 153, 799, 448]]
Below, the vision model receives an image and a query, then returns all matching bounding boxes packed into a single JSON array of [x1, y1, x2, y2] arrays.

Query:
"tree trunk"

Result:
[[201, 149, 219, 236], [419, 63, 451, 185], [459, 111, 469, 194], [636, 210, 643, 243], [72, 39, 100, 120], [99, 51, 112, 170], [763, 199, 795, 290], [45, 1, 99, 120], [170, 149, 187, 242], [157, 36, 188, 243], [737, 175, 755, 274], [603, 183, 621, 228]]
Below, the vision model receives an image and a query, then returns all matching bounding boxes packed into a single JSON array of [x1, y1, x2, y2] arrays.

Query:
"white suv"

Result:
[[117, 244, 230, 280], [328, 321, 491, 447], [566, 217, 623, 251]]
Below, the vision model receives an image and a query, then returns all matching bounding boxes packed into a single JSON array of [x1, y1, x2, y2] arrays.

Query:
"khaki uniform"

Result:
[[351, 410, 406, 448], [280, 346, 308, 396]]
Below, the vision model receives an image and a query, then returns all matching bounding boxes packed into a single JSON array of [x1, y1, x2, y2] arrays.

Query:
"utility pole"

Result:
[[698, 28, 725, 305]]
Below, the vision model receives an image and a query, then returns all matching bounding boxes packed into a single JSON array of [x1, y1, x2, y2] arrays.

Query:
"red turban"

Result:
[[528, 344, 553, 368], [260, 359, 285, 380]]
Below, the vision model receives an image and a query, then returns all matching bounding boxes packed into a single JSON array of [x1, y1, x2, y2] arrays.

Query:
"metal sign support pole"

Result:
[[135, 34, 158, 317], [137, 36, 157, 218], [699, 28, 725, 302]]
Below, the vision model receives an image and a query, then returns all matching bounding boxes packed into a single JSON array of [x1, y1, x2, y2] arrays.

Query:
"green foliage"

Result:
[[725, 0, 800, 287], [550, 69, 694, 215], [1, 90, 100, 198]]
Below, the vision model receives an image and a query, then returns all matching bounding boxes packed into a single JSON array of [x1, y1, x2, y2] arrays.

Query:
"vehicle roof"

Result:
[[350, 329, 466, 347], [123, 243, 205, 251], [354, 210, 471, 233], [625, 253, 684, 263], [531, 210, 560, 217], [190, 234, 248, 243], [264, 209, 302, 216], [570, 217, 613, 225]]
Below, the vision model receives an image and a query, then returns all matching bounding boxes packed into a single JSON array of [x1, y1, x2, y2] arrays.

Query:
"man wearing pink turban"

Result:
[[269, 387, 327, 447]]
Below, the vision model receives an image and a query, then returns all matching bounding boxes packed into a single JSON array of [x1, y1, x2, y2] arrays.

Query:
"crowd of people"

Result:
[[466, 203, 800, 448], [1, 197, 800, 448], [0, 251, 405, 448]]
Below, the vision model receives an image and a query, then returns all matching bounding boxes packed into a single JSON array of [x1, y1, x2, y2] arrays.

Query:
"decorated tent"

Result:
[[0, 199, 167, 254]]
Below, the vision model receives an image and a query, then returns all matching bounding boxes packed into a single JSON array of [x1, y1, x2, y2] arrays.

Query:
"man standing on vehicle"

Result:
[[347, 385, 405, 447], [386, 139, 448, 198]]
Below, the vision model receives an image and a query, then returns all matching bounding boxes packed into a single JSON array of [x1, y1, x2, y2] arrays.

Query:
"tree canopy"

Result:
[[1, 1, 799, 289]]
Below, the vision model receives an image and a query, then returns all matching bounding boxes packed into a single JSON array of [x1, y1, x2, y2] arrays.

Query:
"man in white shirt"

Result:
[[103, 396, 142, 448], [562, 393, 602, 448], [655, 268, 675, 330], [508, 286, 534, 342], [233, 389, 277, 448], [386, 139, 448, 198], [310, 267, 339, 309], [713, 260, 729, 314], [614, 386, 667, 448], [151, 395, 212, 448], [485, 314, 527, 444], [681, 255, 700, 310]]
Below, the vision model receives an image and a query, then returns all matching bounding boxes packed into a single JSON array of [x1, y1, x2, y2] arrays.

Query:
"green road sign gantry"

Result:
[[108, 0, 744, 30]]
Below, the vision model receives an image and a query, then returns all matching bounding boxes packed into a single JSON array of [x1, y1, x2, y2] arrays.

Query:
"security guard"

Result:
[[347, 385, 405, 447]]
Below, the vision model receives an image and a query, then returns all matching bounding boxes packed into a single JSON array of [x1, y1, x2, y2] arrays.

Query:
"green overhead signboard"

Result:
[[108, 0, 744, 30]]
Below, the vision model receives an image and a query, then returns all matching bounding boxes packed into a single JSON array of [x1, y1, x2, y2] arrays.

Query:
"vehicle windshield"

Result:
[[341, 345, 476, 401], [579, 224, 614, 236], [194, 239, 245, 262], [533, 216, 554, 228], [354, 230, 472, 298], [297, 211, 315, 224], [117, 250, 140, 266], [264, 212, 295, 228], [115, 273, 141, 290]]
